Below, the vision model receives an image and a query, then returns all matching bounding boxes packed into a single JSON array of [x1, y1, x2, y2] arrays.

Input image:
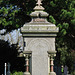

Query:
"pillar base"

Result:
[[50, 72, 56, 75], [24, 72, 31, 75]]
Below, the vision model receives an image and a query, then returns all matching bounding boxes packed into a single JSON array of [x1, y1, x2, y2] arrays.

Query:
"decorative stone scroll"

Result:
[[23, 51, 32, 75]]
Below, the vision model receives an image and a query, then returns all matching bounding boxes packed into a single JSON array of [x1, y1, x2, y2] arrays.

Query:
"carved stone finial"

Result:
[[33, 0, 44, 11], [30, 0, 48, 19], [36, 0, 42, 6]]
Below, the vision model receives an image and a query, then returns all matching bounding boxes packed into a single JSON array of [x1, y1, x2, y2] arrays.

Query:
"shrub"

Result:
[[71, 71, 75, 75], [11, 71, 23, 75]]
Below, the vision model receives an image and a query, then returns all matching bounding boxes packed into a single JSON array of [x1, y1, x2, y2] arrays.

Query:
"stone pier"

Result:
[[21, 0, 59, 75]]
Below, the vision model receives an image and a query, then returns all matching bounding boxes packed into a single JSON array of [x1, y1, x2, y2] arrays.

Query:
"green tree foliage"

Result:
[[0, 0, 75, 71], [43, 0, 75, 71], [11, 71, 23, 75], [0, 0, 35, 31]]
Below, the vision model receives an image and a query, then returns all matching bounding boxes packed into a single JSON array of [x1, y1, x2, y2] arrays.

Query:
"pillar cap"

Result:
[[30, 0, 48, 18], [47, 51, 57, 54]]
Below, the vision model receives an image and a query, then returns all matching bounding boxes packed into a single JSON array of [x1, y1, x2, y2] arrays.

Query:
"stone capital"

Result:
[[47, 51, 56, 57], [23, 51, 32, 58]]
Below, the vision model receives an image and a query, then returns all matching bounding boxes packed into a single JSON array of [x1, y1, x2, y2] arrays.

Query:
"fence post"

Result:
[[7, 62, 11, 75], [4, 63, 7, 75]]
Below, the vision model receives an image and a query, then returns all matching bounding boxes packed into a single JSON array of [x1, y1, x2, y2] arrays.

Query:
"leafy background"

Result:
[[0, 0, 75, 74]]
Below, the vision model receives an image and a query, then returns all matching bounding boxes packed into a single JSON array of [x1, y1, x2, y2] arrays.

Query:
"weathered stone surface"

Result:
[[21, 22, 59, 34], [24, 72, 31, 75], [24, 38, 55, 51], [23, 38, 55, 75], [50, 72, 56, 75], [21, 0, 59, 75]]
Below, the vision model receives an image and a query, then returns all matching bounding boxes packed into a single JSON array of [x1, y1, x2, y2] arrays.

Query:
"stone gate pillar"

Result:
[[21, 0, 59, 75]]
